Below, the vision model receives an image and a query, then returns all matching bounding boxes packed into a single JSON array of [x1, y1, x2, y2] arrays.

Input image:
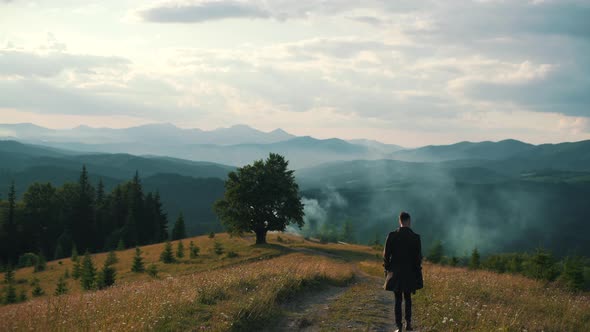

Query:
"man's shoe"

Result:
[[406, 322, 414, 331], [394, 323, 403, 332]]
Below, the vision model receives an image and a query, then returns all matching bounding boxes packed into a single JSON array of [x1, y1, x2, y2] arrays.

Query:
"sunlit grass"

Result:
[[2, 233, 589, 331], [2, 233, 286, 300], [360, 260, 590, 331], [0, 252, 353, 331]]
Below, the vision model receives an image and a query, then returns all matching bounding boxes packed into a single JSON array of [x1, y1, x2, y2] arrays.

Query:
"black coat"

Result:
[[383, 227, 423, 292]]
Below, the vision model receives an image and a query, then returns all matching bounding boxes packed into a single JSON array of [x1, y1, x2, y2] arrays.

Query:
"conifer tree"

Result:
[[80, 251, 96, 290], [131, 247, 145, 272], [95, 178, 106, 246], [72, 259, 81, 279], [189, 241, 200, 259], [341, 219, 355, 243], [470, 248, 480, 270], [116, 238, 125, 251], [171, 213, 186, 240], [154, 191, 168, 241], [176, 240, 185, 258], [147, 263, 158, 278], [54, 275, 68, 295], [427, 240, 444, 264], [18, 289, 27, 302], [71, 244, 79, 262], [562, 256, 585, 291], [528, 248, 559, 281], [214, 241, 224, 255], [96, 178, 105, 205], [34, 253, 46, 273], [31, 277, 44, 297], [122, 209, 139, 248], [97, 259, 116, 289], [5, 182, 17, 264], [159, 240, 175, 264], [3, 269, 14, 284], [74, 165, 96, 252], [53, 243, 65, 260], [105, 250, 118, 266], [3, 269, 17, 304]]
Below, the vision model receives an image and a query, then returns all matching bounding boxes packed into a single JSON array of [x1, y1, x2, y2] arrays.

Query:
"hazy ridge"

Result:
[[2, 124, 590, 256]]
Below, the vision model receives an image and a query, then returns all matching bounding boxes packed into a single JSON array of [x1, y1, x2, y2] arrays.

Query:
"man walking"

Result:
[[383, 211, 423, 331]]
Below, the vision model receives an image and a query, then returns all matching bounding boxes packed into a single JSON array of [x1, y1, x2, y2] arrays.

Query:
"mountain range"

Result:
[[2, 123, 590, 256], [0, 123, 403, 168]]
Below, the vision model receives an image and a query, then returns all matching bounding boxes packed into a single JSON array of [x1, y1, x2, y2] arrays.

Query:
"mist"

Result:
[[296, 159, 590, 257]]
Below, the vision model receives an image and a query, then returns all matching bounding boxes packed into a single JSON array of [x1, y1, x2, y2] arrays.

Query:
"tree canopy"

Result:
[[0, 165, 169, 265], [214, 153, 304, 244]]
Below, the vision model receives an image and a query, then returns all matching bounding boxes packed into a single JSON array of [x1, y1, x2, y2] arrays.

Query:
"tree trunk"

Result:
[[255, 229, 267, 245]]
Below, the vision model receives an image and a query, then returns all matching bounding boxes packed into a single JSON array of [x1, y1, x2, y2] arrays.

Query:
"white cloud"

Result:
[[1, 0, 589, 146], [0, 49, 129, 78]]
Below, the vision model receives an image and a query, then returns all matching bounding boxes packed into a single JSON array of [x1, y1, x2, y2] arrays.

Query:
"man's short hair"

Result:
[[399, 211, 411, 224]]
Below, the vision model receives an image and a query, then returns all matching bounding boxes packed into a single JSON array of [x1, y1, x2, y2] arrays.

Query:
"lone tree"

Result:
[[214, 153, 304, 245]]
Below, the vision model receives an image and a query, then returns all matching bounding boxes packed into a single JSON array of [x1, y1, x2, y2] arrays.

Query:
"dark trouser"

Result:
[[394, 290, 412, 327]]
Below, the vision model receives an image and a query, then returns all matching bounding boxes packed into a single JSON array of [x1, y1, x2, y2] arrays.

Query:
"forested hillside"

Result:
[[0, 166, 172, 265]]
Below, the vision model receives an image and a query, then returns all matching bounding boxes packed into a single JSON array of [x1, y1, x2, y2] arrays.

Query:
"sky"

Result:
[[0, 0, 589, 147]]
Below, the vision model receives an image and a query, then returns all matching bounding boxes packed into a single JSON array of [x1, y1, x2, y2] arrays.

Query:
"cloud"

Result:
[[0, 79, 164, 117], [137, 0, 269, 23], [134, 0, 590, 43], [3, 1, 590, 145], [135, 0, 429, 23], [459, 62, 590, 117], [0, 49, 130, 78]]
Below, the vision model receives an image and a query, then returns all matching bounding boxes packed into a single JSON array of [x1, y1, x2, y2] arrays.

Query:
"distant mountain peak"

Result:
[[269, 128, 290, 134], [136, 122, 179, 129], [228, 124, 255, 130], [0, 122, 46, 129]]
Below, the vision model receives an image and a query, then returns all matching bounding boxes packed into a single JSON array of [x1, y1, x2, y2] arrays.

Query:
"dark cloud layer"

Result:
[[464, 68, 590, 117]]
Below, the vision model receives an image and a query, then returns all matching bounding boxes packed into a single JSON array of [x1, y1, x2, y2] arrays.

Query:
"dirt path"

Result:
[[262, 284, 351, 331], [263, 247, 399, 331]]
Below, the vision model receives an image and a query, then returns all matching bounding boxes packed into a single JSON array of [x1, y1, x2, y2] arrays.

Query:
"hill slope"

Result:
[[0, 140, 231, 236], [0, 233, 588, 331]]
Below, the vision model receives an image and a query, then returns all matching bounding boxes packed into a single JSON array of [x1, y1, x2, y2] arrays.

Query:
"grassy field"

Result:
[[1, 233, 590, 331]]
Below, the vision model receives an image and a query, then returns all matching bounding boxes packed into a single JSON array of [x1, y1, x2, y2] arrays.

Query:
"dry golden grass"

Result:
[[360, 260, 590, 331], [2, 233, 589, 331], [0, 252, 353, 331], [2, 233, 286, 299]]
